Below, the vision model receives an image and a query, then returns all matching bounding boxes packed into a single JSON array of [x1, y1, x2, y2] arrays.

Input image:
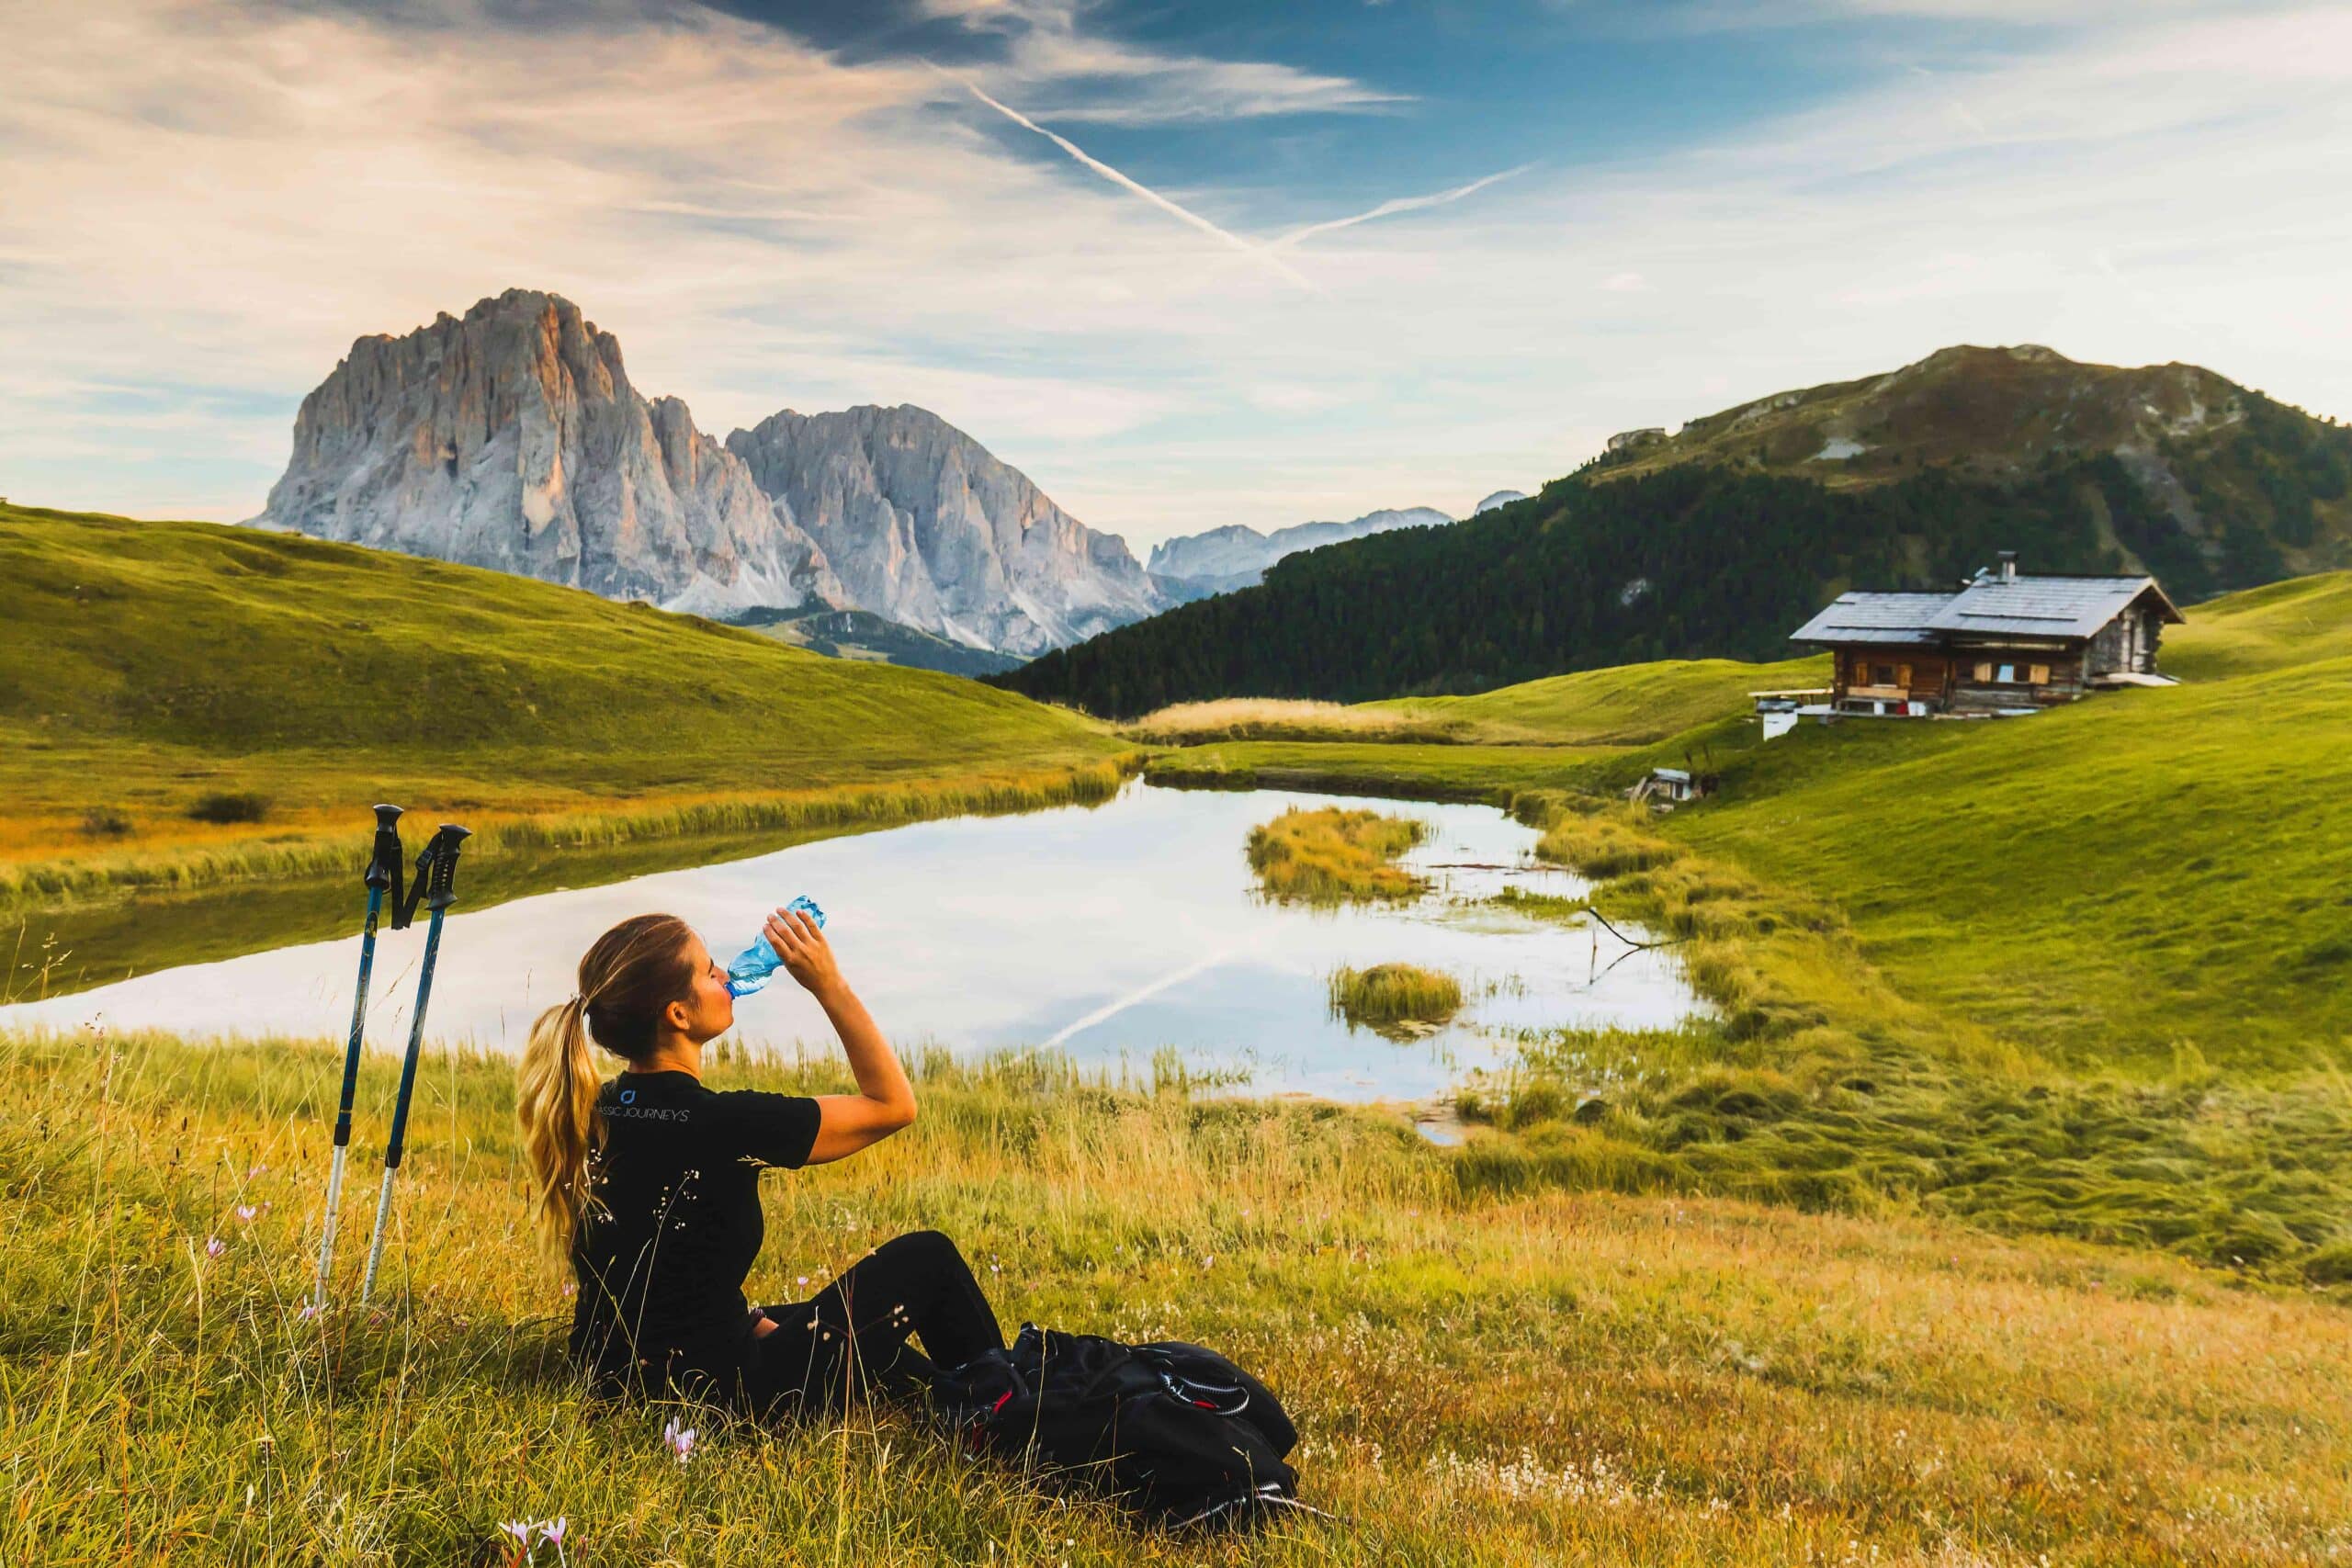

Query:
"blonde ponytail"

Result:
[[518, 995, 601, 1262], [515, 913, 698, 1265]]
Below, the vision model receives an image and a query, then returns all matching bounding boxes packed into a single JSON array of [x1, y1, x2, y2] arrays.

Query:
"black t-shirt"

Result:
[[567, 1069, 821, 1381]]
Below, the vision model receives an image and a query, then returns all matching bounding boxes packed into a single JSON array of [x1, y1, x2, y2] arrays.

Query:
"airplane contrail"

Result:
[[1274, 164, 1532, 251], [936, 68, 1318, 293]]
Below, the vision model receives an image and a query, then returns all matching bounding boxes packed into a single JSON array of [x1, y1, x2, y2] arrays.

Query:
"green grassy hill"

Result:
[[726, 604, 1023, 678], [1671, 570, 2352, 1074], [1373, 652, 1828, 746], [0, 503, 1125, 981]]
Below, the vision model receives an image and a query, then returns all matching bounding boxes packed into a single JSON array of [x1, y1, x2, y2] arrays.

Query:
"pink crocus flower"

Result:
[[204, 1235, 226, 1259], [235, 1205, 258, 1223], [662, 1417, 696, 1463]]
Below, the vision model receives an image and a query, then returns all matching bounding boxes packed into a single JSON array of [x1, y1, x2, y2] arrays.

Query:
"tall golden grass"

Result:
[[1121, 698, 1464, 747], [0, 761, 1133, 916], [4, 1028, 2346, 1563]]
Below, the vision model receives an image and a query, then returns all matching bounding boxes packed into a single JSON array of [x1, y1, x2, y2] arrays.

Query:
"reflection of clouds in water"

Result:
[[1039, 945, 1237, 1048], [0, 784, 1699, 1102]]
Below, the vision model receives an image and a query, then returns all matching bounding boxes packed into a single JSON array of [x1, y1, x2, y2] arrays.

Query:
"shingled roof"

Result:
[[1790, 570, 2180, 648], [1787, 592, 1961, 647], [1925, 572, 2182, 639]]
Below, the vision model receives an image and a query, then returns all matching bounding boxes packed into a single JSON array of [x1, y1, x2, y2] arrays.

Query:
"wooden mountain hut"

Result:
[[1788, 552, 2183, 716]]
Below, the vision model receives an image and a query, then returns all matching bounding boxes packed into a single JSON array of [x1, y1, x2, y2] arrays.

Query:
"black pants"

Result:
[[736, 1229, 1004, 1416]]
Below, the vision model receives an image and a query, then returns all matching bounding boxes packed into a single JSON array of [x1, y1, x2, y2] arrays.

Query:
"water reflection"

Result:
[[0, 784, 1700, 1101]]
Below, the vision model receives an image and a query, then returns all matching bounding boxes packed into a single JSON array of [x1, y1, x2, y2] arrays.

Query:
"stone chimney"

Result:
[[1997, 550, 2018, 583]]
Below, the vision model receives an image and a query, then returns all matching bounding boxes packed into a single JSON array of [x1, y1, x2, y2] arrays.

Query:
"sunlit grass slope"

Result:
[[1671, 572, 2352, 1073], [7, 1030, 2346, 1565], [1372, 653, 1829, 746], [0, 504, 1125, 926]]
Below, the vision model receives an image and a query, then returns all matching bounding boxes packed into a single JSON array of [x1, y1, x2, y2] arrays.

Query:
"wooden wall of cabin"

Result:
[[2086, 605, 2164, 676], [1948, 647, 2085, 711], [1837, 647, 1955, 704]]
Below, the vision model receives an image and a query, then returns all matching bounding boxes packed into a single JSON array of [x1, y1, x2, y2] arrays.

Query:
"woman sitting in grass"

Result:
[[516, 907, 1003, 1415]]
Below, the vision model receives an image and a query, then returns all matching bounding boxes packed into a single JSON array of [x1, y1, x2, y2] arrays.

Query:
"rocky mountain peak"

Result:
[[249, 292, 1167, 655], [726, 403, 1162, 658]]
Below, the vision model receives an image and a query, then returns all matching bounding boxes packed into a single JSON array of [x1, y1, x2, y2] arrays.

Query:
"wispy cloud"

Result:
[[922, 0, 1408, 124], [1, 0, 2346, 546]]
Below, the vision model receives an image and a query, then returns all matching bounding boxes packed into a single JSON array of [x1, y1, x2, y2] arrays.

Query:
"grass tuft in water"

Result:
[[1329, 963, 1464, 1034], [1245, 807, 1430, 903]]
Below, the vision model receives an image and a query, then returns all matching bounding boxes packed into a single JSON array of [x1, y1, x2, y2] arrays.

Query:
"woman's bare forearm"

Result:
[[814, 978, 915, 1121]]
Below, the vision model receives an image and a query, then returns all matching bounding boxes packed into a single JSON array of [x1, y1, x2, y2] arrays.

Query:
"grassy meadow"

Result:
[[5, 1030, 2346, 1565], [1, 504, 1130, 989], [14, 490, 2352, 1563]]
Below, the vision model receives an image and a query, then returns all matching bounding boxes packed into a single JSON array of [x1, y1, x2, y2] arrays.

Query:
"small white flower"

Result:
[[498, 1519, 534, 1544], [234, 1205, 258, 1223], [662, 1418, 696, 1463], [537, 1517, 567, 1547], [297, 1302, 321, 1322], [797, 1275, 808, 1287], [204, 1235, 227, 1259]]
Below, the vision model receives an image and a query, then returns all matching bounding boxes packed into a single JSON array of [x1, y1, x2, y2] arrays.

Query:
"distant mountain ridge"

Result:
[[251, 289, 1164, 657], [1148, 505, 1453, 598], [996, 344, 2352, 715]]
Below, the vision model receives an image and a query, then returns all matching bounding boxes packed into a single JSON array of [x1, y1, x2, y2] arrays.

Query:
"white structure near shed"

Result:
[[1630, 765, 1715, 808]]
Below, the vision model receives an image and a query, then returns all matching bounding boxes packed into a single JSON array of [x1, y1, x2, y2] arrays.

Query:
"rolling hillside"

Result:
[[0, 503, 1125, 980], [1671, 570, 2352, 1073], [998, 346, 2352, 716]]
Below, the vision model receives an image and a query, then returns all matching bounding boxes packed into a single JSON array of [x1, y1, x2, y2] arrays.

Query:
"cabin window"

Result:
[[1973, 660, 1993, 682], [2030, 662, 2050, 685], [1871, 663, 1896, 686], [1996, 662, 2017, 683], [1896, 662, 1913, 688]]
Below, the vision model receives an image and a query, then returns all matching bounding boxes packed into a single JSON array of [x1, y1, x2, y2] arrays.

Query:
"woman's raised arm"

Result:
[[763, 907, 916, 1165]]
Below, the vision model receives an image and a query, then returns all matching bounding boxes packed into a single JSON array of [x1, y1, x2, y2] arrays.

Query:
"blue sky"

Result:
[[4, 0, 2347, 546]]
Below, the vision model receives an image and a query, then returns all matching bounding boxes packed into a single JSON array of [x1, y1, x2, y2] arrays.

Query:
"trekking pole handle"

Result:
[[366, 804, 405, 892], [424, 825, 470, 911]]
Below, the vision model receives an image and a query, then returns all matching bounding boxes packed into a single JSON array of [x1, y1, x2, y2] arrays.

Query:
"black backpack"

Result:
[[935, 1324, 1316, 1529]]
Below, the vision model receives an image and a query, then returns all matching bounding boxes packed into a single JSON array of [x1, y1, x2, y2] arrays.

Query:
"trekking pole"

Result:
[[312, 805, 404, 1312], [360, 824, 470, 1308]]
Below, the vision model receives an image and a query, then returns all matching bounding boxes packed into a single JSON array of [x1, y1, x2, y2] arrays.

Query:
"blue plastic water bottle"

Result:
[[726, 895, 826, 998]]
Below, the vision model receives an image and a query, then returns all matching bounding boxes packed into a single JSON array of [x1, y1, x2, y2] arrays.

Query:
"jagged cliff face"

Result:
[[252, 290, 1169, 653], [252, 290, 843, 615], [726, 404, 1164, 658]]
